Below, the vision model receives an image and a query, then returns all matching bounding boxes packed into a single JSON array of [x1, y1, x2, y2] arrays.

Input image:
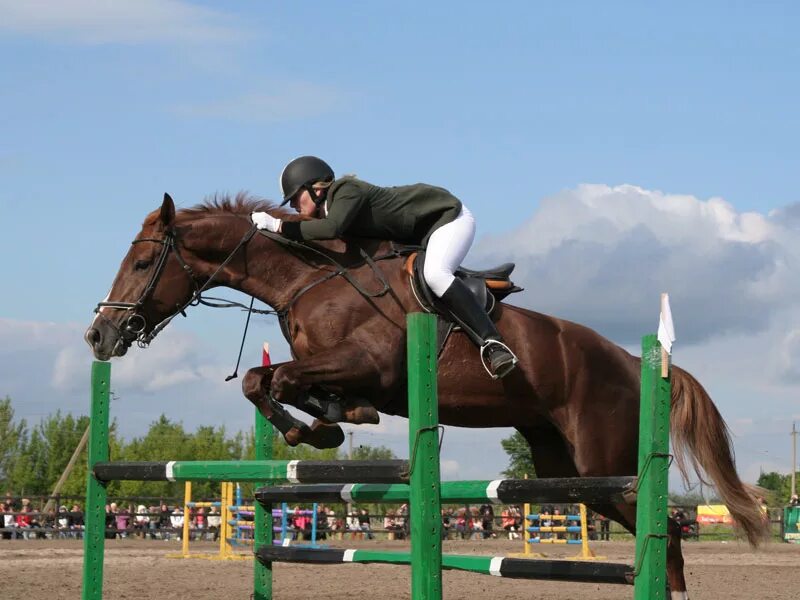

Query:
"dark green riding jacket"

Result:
[[280, 177, 462, 247]]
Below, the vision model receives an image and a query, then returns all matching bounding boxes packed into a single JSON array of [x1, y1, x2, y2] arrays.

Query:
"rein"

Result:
[[95, 224, 259, 350], [94, 215, 408, 360]]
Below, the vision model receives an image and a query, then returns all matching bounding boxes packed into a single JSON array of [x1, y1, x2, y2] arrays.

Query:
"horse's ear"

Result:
[[161, 193, 176, 228]]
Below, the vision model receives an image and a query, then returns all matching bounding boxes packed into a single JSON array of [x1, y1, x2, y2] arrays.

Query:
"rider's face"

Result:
[[290, 189, 319, 217]]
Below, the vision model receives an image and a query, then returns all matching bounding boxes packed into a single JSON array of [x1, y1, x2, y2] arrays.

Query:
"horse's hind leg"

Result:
[[518, 425, 688, 597], [587, 503, 688, 599]]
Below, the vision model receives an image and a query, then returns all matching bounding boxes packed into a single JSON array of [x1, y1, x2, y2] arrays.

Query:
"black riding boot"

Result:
[[439, 278, 518, 379]]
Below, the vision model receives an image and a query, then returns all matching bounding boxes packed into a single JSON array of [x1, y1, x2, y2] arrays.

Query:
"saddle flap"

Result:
[[407, 251, 493, 314]]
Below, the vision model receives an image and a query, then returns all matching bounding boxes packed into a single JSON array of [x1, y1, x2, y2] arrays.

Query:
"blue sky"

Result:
[[1, 1, 799, 488]]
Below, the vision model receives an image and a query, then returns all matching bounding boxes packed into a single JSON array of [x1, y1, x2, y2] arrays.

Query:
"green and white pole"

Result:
[[407, 313, 442, 600]]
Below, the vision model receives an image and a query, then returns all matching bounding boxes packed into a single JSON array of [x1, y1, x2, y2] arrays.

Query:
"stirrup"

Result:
[[480, 339, 519, 380]]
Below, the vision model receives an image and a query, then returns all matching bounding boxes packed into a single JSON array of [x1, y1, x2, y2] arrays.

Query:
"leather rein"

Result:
[[93, 218, 406, 354]]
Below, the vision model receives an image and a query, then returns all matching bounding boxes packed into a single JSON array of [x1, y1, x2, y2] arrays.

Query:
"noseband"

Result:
[[94, 225, 258, 349]]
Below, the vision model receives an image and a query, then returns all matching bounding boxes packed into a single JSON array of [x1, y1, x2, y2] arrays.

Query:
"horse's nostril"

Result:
[[85, 327, 101, 346]]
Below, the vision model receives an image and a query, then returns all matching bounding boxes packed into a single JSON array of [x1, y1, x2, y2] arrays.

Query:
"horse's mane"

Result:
[[144, 192, 308, 227], [146, 191, 389, 260], [179, 192, 307, 222]]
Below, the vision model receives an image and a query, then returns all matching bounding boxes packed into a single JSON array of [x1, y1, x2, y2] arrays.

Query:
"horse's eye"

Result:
[[134, 259, 151, 271]]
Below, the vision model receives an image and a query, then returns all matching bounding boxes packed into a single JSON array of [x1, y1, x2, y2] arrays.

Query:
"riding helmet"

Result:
[[279, 156, 335, 205]]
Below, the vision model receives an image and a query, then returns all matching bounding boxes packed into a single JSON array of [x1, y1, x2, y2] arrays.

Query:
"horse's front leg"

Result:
[[242, 343, 391, 449], [241, 362, 344, 449], [270, 343, 387, 424]]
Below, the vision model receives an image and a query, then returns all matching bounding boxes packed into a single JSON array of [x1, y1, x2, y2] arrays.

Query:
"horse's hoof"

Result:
[[306, 421, 345, 449], [283, 427, 303, 447], [344, 405, 380, 424]]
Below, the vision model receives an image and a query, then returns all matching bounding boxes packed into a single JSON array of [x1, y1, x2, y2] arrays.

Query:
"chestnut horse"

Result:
[[85, 193, 766, 597]]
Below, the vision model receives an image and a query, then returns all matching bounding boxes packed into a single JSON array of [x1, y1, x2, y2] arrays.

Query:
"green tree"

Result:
[[351, 444, 396, 460], [500, 431, 536, 479], [0, 397, 26, 491], [668, 491, 719, 507], [757, 470, 797, 506], [113, 415, 192, 498]]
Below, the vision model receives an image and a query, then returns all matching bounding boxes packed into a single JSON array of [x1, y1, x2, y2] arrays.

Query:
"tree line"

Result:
[[0, 396, 395, 502]]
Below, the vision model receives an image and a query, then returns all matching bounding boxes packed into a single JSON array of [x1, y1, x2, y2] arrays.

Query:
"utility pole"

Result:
[[348, 430, 354, 460], [792, 422, 798, 498]]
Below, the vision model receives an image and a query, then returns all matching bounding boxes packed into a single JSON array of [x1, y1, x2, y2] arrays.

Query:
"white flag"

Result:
[[657, 293, 676, 354]]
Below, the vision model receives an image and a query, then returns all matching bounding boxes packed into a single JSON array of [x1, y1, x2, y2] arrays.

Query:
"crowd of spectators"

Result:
[[2, 493, 609, 543], [1, 496, 85, 539]]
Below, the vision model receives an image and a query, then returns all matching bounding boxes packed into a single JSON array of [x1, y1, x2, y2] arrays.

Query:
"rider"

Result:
[[251, 155, 518, 379]]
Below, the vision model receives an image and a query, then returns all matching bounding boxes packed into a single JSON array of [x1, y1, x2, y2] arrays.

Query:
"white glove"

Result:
[[251, 212, 282, 233]]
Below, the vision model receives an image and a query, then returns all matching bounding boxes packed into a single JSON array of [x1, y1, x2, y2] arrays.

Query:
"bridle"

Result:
[[94, 224, 258, 351], [92, 213, 406, 364]]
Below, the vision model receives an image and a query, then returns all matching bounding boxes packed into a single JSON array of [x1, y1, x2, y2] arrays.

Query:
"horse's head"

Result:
[[85, 193, 200, 360]]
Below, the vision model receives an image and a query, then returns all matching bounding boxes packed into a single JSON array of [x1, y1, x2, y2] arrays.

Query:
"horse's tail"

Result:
[[669, 366, 768, 546]]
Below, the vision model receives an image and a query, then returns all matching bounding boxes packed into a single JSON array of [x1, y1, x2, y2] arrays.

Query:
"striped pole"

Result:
[[258, 547, 632, 585], [255, 476, 636, 505], [92, 459, 409, 483]]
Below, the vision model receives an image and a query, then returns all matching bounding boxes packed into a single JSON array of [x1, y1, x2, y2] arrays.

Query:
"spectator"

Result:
[[134, 504, 150, 539], [383, 510, 398, 540], [501, 505, 520, 540], [314, 504, 328, 540], [397, 503, 409, 540], [193, 506, 206, 541], [57, 505, 70, 538], [115, 504, 131, 539], [326, 507, 337, 535], [346, 510, 361, 539], [70, 504, 85, 539], [105, 503, 117, 540], [1, 501, 14, 539], [441, 508, 452, 540], [599, 514, 610, 541], [468, 507, 483, 540], [158, 503, 172, 540], [293, 506, 314, 540], [790, 494, 799, 507], [479, 504, 495, 539], [538, 505, 553, 540], [207, 506, 221, 542], [552, 507, 564, 540], [16, 500, 33, 539], [170, 506, 184, 540], [358, 508, 373, 540], [455, 508, 468, 539]]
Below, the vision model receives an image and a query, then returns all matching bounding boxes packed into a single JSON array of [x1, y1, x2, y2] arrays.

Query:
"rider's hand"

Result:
[[251, 212, 282, 233]]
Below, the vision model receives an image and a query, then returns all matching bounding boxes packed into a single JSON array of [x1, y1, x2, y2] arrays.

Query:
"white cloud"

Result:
[[170, 83, 347, 123], [440, 460, 460, 479], [475, 183, 797, 345], [0, 0, 245, 45], [51, 326, 225, 393]]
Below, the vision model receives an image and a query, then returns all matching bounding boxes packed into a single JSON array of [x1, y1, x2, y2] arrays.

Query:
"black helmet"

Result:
[[279, 156, 334, 205]]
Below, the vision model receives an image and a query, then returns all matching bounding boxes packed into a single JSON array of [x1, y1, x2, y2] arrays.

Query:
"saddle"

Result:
[[404, 251, 523, 353]]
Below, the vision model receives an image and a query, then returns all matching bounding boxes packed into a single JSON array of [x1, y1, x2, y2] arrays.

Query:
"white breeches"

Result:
[[423, 205, 475, 297]]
